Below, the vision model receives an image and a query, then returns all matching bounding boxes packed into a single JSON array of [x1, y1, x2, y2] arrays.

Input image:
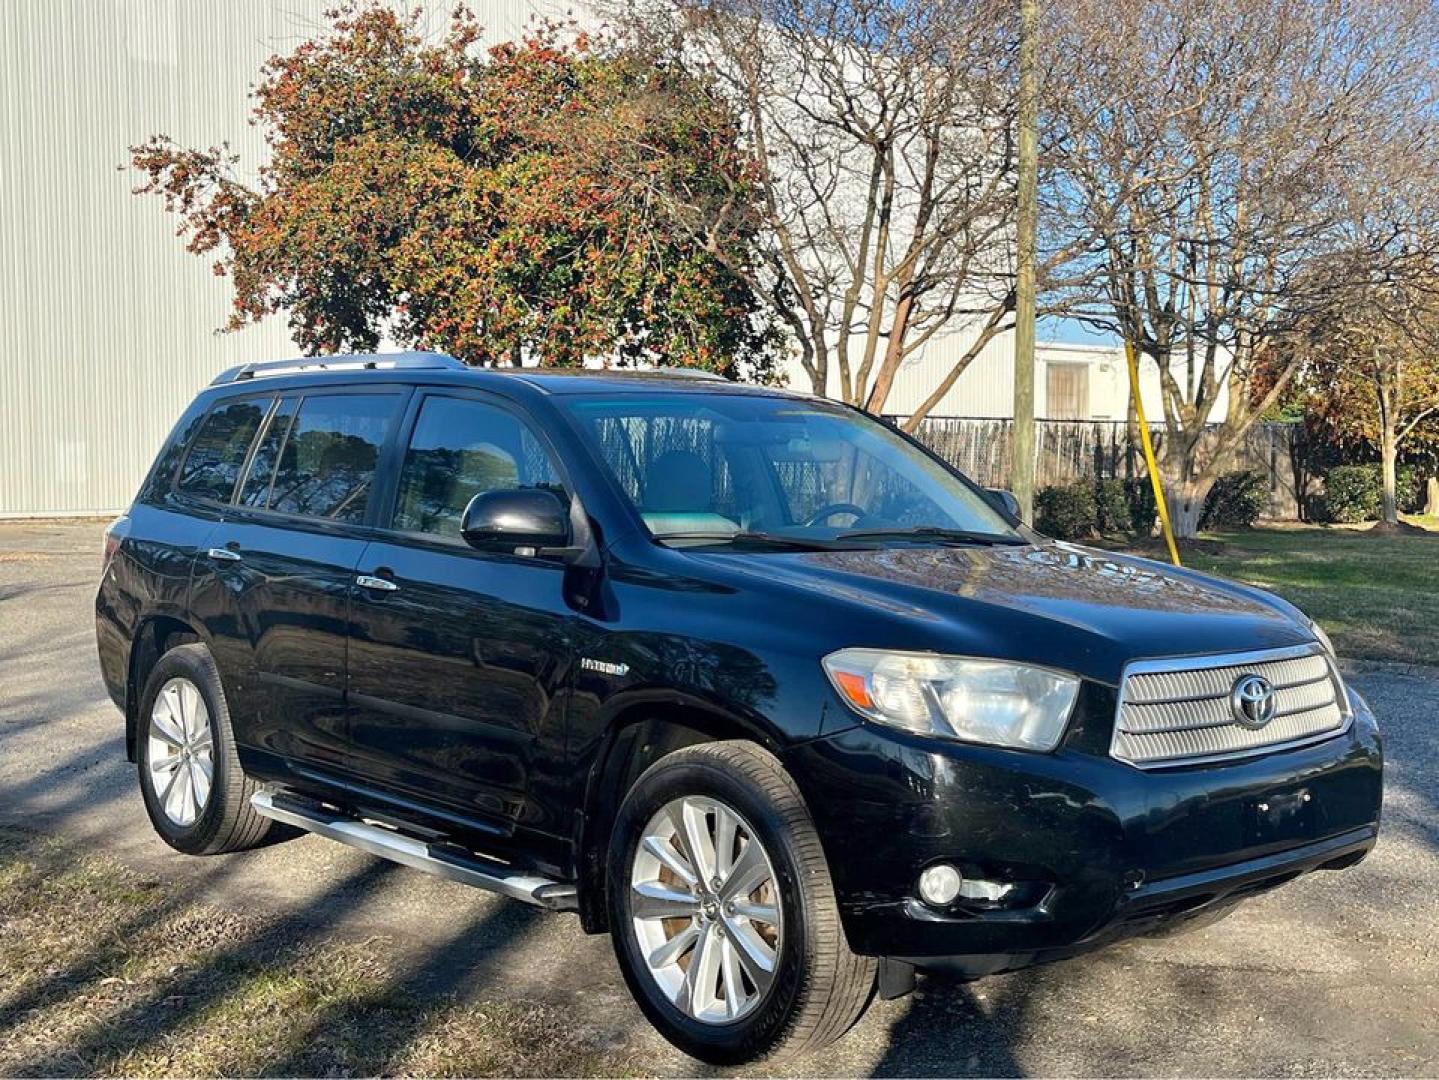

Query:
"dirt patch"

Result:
[[1366, 519, 1435, 536]]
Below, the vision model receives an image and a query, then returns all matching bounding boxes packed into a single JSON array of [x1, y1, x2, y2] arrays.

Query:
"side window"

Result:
[[238, 398, 298, 508], [175, 397, 271, 503], [392, 396, 566, 539], [265, 393, 399, 523]]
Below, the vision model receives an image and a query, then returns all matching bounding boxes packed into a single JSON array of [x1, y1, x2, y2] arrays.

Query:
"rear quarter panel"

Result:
[[94, 388, 226, 732], [96, 503, 222, 701]]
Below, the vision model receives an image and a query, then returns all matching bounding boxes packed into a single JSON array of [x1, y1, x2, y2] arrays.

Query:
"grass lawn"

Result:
[[0, 829, 638, 1078], [1143, 516, 1439, 667]]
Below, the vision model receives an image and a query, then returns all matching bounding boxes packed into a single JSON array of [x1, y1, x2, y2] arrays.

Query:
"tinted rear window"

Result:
[[238, 398, 297, 508], [175, 398, 270, 503], [265, 394, 399, 523]]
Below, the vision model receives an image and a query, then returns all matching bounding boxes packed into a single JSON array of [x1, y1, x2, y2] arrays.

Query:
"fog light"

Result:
[[918, 864, 963, 906]]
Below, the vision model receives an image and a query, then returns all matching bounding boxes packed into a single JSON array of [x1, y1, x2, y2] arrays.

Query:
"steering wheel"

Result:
[[804, 502, 869, 528]]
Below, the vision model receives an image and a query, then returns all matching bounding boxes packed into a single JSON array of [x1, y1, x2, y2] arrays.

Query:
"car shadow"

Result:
[[3, 851, 403, 1076], [254, 901, 548, 1077], [869, 973, 1033, 1078]]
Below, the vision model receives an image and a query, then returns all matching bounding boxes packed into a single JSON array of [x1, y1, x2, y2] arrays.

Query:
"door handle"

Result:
[[356, 574, 399, 593], [207, 547, 242, 563]]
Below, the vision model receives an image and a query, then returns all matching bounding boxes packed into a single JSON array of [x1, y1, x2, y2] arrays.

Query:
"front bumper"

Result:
[[785, 684, 1382, 971], [901, 825, 1374, 978]]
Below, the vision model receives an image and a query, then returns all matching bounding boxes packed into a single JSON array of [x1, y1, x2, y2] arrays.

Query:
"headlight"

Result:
[[822, 648, 1080, 751]]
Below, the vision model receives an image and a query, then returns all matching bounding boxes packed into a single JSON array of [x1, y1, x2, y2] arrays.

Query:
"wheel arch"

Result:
[[574, 699, 785, 934], [124, 612, 209, 761]]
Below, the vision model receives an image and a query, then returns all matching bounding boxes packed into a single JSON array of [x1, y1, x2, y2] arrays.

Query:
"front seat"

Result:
[[643, 450, 713, 513], [641, 449, 736, 536]]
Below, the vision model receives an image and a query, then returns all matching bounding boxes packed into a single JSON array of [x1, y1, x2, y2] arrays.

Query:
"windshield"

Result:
[[560, 392, 1023, 549]]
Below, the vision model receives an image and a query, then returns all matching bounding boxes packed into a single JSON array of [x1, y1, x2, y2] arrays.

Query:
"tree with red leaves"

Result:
[[129, 3, 774, 377]]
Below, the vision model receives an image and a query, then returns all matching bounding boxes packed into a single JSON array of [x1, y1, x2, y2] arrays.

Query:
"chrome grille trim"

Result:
[[1119, 676, 1339, 734], [1122, 654, 1331, 705], [1112, 644, 1350, 769]]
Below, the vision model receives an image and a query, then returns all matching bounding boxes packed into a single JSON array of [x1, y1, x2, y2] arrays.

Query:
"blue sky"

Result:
[[1040, 315, 1119, 346]]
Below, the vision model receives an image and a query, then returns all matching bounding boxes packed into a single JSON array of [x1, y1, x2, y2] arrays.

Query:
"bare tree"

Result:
[[1043, 0, 1439, 536], [609, 0, 1023, 416]]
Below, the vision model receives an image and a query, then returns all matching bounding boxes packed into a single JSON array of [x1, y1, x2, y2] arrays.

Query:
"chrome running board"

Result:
[[250, 789, 578, 911]]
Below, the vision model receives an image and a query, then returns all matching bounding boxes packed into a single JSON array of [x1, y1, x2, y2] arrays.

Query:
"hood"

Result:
[[701, 541, 1315, 685]]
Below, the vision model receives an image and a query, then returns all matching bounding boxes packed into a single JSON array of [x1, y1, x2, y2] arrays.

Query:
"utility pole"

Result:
[[1011, 0, 1038, 522]]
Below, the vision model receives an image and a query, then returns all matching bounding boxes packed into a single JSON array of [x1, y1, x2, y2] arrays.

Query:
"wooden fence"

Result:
[[900, 417, 1305, 519]]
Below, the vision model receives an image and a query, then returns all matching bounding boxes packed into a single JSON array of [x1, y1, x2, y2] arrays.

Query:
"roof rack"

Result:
[[498, 365, 728, 382], [633, 366, 728, 382], [211, 351, 466, 385]]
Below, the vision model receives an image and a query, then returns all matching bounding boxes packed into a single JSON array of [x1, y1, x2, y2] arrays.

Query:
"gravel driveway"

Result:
[[2, 519, 1436, 1076]]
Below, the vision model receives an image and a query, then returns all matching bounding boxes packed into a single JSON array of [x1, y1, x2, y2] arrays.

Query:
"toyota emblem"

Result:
[[1230, 674, 1278, 729]]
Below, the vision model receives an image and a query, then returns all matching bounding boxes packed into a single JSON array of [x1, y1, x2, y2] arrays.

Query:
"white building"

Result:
[[779, 331, 1231, 424]]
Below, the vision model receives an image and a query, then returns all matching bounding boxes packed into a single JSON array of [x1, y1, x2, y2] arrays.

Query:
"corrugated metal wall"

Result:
[[0, 0, 565, 516]]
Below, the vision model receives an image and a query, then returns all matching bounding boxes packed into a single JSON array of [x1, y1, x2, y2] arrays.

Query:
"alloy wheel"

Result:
[[146, 676, 215, 827], [628, 796, 783, 1025]]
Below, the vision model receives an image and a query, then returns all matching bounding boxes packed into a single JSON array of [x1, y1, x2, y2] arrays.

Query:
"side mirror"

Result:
[[461, 488, 570, 553], [986, 488, 1022, 519]]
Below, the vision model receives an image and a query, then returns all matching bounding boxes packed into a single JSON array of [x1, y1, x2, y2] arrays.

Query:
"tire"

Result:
[[136, 642, 285, 855], [607, 740, 876, 1065]]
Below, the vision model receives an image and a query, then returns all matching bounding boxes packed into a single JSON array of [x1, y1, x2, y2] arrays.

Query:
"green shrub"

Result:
[[1093, 478, 1133, 535], [1123, 477, 1157, 537], [1322, 463, 1421, 522], [1398, 466, 1422, 513], [1323, 465, 1379, 522], [1201, 469, 1269, 530], [1035, 483, 1098, 540]]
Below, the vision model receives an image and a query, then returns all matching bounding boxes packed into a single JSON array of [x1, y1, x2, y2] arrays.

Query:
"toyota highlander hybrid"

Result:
[[95, 353, 1383, 1064]]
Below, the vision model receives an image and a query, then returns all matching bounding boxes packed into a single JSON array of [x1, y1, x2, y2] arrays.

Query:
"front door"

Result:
[[345, 391, 577, 838], [192, 389, 405, 771], [1046, 361, 1091, 420]]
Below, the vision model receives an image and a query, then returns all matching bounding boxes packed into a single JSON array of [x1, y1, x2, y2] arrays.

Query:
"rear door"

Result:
[[189, 387, 406, 773], [344, 389, 577, 838]]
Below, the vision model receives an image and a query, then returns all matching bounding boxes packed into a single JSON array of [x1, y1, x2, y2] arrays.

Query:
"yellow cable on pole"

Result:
[[1124, 339, 1182, 567]]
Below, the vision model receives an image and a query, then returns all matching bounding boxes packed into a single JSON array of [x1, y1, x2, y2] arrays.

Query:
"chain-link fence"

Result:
[[899, 417, 1304, 519]]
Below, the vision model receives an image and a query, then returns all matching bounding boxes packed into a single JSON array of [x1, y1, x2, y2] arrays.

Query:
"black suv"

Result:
[[96, 352, 1382, 1064]]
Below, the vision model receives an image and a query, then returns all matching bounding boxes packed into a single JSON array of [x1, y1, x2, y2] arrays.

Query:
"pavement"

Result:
[[2, 518, 1436, 1077]]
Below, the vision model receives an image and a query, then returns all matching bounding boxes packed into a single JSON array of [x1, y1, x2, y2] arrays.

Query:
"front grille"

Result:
[[1112, 645, 1349, 768]]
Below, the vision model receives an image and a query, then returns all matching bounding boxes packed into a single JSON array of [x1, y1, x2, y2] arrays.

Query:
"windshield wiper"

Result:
[[835, 526, 1027, 547], [656, 530, 843, 550]]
